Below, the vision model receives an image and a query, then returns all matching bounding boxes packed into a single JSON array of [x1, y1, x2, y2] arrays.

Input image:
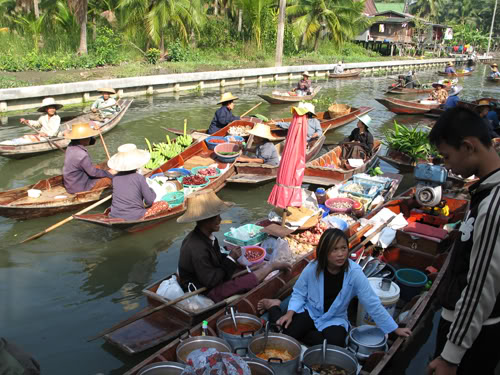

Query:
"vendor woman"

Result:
[[345, 114, 374, 155], [428, 82, 449, 104], [258, 228, 411, 347], [208, 92, 241, 135], [20, 97, 63, 138], [271, 102, 322, 141], [63, 123, 116, 194], [177, 189, 289, 303], [237, 123, 280, 166], [107, 143, 164, 221]]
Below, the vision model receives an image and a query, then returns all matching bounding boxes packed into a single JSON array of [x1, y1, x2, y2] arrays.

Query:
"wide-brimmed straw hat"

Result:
[[432, 82, 446, 88], [247, 123, 280, 141], [293, 102, 316, 116], [217, 92, 239, 105], [37, 97, 63, 112], [177, 189, 234, 223], [492, 66, 499, 72], [356, 114, 372, 127], [447, 62, 454, 66], [107, 144, 150, 171], [97, 87, 116, 94], [302, 71, 311, 77], [477, 99, 491, 109], [449, 85, 463, 97], [491, 63, 498, 67], [64, 123, 99, 140]]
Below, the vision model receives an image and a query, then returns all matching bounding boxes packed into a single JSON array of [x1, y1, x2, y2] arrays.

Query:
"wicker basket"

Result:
[[328, 103, 351, 118]]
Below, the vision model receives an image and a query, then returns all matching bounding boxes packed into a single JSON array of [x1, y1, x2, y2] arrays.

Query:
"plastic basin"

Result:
[[214, 143, 242, 163], [395, 268, 428, 301], [205, 136, 227, 150], [325, 197, 356, 214], [242, 246, 266, 265]]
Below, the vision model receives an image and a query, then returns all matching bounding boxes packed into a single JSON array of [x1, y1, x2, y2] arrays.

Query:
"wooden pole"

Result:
[[349, 216, 396, 254], [97, 129, 111, 160], [487, 0, 498, 56], [275, 0, 286, 67], [240, 102, 262, 118], [20, 195, 112, 243]]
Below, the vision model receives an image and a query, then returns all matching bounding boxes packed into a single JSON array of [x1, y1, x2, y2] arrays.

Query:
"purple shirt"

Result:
[[63, 144, 113, 194], [109, 171, 156, 220]]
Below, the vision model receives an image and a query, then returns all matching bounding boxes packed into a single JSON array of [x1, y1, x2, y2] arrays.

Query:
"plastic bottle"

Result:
[[315, 188, 327, 205], [201, 320, 208, 336]]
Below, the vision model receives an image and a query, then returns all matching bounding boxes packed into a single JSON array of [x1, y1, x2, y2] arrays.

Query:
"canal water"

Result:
[[1, 64, 498, 375]]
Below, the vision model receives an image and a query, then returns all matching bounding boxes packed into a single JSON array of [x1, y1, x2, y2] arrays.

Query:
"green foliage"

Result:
[[449, 23, 489, 49], [167, 40, 199, 62], [145, 48, 161, 64], [89, 26, 121, 66], [0, 76, 30, 89], [198, 17, 234, 49], [383, 121, 435, 162], [308, 95, 334, 112]]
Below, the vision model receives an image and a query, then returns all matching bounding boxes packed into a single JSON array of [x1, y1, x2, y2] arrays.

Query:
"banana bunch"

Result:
[[176, 119, 193, 148], [144, 136, 185, 170]]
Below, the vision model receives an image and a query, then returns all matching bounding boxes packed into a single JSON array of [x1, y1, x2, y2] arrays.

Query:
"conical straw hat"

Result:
[[177, 189, 235, 223], [217, 92, 239, 104], [37, 97, 63, 112], [247, 123, 280, 141], [97, 87, 116, 94], [107, 144, 150, 171], [302, 71, 311, 77], [64, 123, 99, 140]]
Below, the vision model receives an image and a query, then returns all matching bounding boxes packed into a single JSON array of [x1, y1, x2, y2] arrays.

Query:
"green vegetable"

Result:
[[383, 121, 436, 162], [219, 151, 239, 155], [255, 114, 269, 122]]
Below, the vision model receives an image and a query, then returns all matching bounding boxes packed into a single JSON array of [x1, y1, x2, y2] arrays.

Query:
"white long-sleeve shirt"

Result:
[[28, 114, 61, 137]]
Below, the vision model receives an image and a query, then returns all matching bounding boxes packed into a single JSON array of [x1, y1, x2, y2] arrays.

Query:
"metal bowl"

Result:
[[137, 361, 186, 375]]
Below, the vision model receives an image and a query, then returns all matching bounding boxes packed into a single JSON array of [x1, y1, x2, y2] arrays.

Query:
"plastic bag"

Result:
[[178, 283, 215, 313], [156, 275, 184, 300], [261, 237, 292, 263]]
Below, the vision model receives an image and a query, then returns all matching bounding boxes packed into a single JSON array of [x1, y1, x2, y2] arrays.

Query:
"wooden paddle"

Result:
[[240, 102, 262, 117], [96, 127, 111, 160], [349, 215, 396, 254], [87, 266, 259, 342], [21, 121, 66, 154], [20, 194, 112, 244]]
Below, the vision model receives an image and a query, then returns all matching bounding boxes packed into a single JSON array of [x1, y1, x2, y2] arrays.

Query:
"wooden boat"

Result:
[[302, 140, 382, 186], [74, 143, 236, 232], [328, 69, 361, 78], [0, 164, 111, 220], [375, 98, 440, 115], [227, 135, 326, 184], [122, 189, 469, 375], [258, 86, 322, 104], [378, 148, 427, 173], [437, 70, 472, 77], [424, 107, 445, 119], [486, 76, 500, 83], [0, 99, 133, 159]]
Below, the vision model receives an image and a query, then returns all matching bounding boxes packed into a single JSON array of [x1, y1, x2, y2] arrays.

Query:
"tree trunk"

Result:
[[160, 32, 165, 57], [92, 16, 97, 41], [78, 11, 88, 55], [238, 9, 243, 33], [33, 0, 39, 18], [214, 0, 218, 16], [275, 0, 286, 67], [313, 30, 321, 51]]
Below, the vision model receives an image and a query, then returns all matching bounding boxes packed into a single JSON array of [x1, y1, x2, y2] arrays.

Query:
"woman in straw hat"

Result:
[[177, 189, 289, 303], [427, 82, 449, 104], [63, 123, 116, 194], [208, 92, 243, 134], [344, 114, 374, 156], [107, 144, 165, 221], [236, 123, 280, 166], [90, 88, 121, 121], [271, 102, 322, 141], [294, 71, 312, 96], [490, 63, 500, 78], [445, 61, 456, 75], [20, 97, 63, 138], [476, 100, 499, 138]]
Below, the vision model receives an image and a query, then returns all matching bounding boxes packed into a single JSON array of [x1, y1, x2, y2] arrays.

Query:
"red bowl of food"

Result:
[[242, 245, 266, 265], [325, 197, 356, 214]]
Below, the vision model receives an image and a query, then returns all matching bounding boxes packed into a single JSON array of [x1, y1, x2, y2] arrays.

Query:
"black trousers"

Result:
[[268, 306, 347, 347], [434, 317, 500, 375]]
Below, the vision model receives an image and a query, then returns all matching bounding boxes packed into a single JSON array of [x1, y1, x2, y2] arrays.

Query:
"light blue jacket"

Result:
[[288, 260, 399, 333], [276, 118, 322, 141]]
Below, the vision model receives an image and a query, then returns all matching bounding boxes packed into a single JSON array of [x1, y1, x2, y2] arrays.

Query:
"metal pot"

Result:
[[216, 311, 264, 351], [176, 336, 232, 364], [243, 357, 276, 375], [247, 333, 302, 375], [301, 341, 358, 375], [137, 361, 186, 375], [347, 325, 387, 362]]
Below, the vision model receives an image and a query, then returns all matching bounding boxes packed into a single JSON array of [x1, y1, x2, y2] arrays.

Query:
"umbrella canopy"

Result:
[[268, 108, 308, 208]]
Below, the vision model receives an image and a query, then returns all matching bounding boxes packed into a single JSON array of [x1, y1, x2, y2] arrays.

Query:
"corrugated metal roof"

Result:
[[375, 3, 405, 13], [362, 0, 378, 16]]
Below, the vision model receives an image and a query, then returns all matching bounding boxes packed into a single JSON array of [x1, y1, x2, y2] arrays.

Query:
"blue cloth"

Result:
[[444, 95, 460, 110], [109, 171, 156, 220], [255, 142, 280, 166], [208, 106, 240, 134], [276, 118, 323, 141], [63, 144, 113, 194], [287, 260, 398, 333], [445, 67, 456, 74], [487, 111, 499, 129]]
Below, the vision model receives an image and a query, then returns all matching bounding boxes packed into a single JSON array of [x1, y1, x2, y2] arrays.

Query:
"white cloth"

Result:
[[357, 208, 408, 248], [28, 114, 61, 137]]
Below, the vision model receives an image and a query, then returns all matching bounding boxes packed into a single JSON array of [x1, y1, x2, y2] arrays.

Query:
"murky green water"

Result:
[[0, 64, 498, 375]]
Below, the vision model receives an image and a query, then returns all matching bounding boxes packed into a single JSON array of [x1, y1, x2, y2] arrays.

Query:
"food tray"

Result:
[[340, 181, 382, 199], [190, 166, 222, 179], [178, 175, 210, 188], [224, 224, 267, 247], [353, 174, 393, 189], [161, 191, 184, 208]]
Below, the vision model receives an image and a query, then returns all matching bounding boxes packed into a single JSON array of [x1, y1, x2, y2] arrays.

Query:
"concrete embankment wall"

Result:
[[0, 56, 492, 113]]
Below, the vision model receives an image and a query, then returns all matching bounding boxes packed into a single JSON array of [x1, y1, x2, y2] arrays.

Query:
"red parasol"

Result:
[[268, 108, 308, 210]]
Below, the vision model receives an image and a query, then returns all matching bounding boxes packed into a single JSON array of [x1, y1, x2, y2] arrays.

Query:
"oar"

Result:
[[21, 121, 66, 154], [240, 102, 262, 117], [96, 127, 111, 160], [349, 215, 396, 254], [20, 194, 112, 244]]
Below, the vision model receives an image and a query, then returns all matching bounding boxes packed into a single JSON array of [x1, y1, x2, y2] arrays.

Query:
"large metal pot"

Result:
[[301, 341, 358, 375], [247, 333, 302, 375], [243, 357, 276, 375], [347, 325, 387, 362], [216, 311, 264, 351], [137, 361, 186, 375], [176, 336, 232, 364]]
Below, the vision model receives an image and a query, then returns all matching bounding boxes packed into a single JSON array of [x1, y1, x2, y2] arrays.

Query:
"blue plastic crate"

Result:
[[353, 174, 392, 189], [340, 180, 382, 199], [223, 224, 267, 247]]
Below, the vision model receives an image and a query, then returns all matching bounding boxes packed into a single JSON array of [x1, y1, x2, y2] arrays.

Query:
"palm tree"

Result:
[[67, 0, 88, 54], [410, 0, 442, 22]]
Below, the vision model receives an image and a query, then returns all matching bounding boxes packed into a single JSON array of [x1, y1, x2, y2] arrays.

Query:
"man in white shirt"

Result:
[[90, 87, 121, 121]]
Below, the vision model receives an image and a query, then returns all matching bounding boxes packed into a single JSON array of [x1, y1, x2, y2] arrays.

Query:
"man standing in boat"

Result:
[[90, 88, 121, 122], [177, 189, 289, 303], [207, 92, 242, 135], [63, 123, 116, 194], [426, 107, 500, 375], [20, 97, 63, 138]]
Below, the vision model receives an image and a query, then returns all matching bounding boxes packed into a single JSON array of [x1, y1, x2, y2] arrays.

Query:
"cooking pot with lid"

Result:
[[301, 340, 358, 375], [347, 325, 387, 362], [137, 361, 186, 375], [216, 309, 263, 351], [176, 335, 232, 364]]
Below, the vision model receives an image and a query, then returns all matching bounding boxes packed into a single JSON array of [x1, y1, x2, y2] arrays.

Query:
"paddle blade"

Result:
[[20, 230, 47, 244]]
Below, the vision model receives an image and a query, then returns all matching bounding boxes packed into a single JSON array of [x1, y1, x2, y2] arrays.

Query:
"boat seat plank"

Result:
[[9, 185, 73, 205], [227, 174, 276, 184], [302, 176, 342, 186]]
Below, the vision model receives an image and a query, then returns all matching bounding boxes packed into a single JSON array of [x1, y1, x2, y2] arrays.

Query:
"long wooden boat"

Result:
[[228, 134, 326, 184], [302, 140, 382, 186], [486, 76, 500, 83], [0, 99, 133, 159], [258, 86, 322, 104], [375, 98, 440, 115], [437, 70, 472, 77], [122, 188, 469, 375], [328, 69, 361, 78], [73, 142, 236, 232]]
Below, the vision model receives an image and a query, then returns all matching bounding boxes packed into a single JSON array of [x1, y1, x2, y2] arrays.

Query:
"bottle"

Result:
[[315, 188, 327, 205], [201, 320, 208, 336]]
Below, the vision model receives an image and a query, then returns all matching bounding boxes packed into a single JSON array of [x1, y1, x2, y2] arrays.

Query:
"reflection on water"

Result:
[[0, 64, 498, 375]]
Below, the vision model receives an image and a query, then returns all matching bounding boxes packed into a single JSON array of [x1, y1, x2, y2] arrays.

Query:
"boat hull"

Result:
[[328, 70, 361, 78], [375, 98, 439, 114], [437, 71, 472, 77], [258, 87, 321, 104]]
